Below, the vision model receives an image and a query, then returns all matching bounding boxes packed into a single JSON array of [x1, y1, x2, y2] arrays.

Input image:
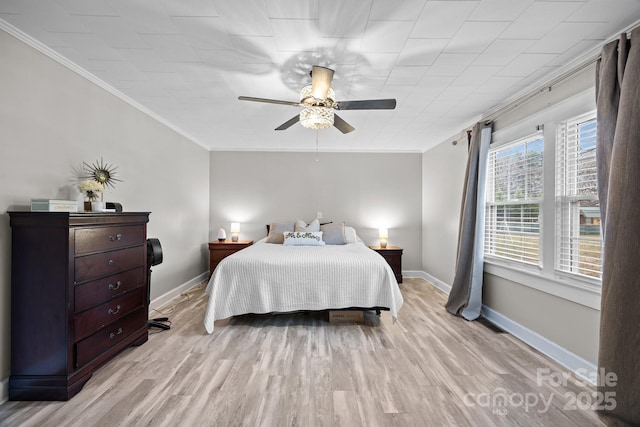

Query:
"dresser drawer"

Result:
[[75, 246, 145, 283], [75, 309, 147, 368], [75, 267, 145, 312], [74, 288, 144, 341], [8, 212, 149, 401], [75, 225, 145, 255]]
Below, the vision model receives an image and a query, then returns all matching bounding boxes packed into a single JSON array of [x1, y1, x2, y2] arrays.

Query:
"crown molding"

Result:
[[482, 17, 640, 123], [437, 18, 640, 149], [0, 18, 209, 150]]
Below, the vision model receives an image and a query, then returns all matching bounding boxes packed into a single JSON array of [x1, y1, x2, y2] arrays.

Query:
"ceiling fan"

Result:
[[238, 66, 396, 134]]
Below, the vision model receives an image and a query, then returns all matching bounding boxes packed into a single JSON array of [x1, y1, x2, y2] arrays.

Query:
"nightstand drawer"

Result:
[[75, 267, 145, 312], [75, 309, 147, 368], [74, 288, 144, 341], [370, 245, 403, 284], [75, 246, 145, 283], [380, 253, 401, 269], [208, 240, 253, 277], [75, 225, 145, 255]]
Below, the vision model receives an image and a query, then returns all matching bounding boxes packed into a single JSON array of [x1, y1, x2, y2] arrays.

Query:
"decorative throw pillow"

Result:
[[345, 226, 358, 244], [295, 218, 320, 232], [283, 231, 326, 246], [320, 222, 346, 245], [266, 222, 294, 244]]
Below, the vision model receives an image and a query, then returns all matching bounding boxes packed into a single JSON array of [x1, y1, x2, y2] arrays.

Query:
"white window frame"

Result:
[[483, 89, 601, 310], [484, 132, 544, 268], [555, 110, 602, 283]]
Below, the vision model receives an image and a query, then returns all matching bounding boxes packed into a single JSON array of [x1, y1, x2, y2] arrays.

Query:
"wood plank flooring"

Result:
[[0, 279, 604, 426]]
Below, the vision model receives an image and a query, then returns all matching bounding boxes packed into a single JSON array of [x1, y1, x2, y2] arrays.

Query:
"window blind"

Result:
[[555, 112, 602, 280], [485, 133, 544, 265]]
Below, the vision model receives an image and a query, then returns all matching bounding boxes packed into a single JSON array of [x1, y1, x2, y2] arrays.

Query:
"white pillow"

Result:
[[345, 226, 357, 244], [283, 231, 326, 246], [294, 218, 320, 232], [320, 222, 346, 245]]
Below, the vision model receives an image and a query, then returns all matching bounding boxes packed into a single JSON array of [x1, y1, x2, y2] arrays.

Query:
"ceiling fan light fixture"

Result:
[[300, 106, 334, 130], [310, 66, 335, 99], [299, 85, 335, 105], [239, 65, 395, 134], [299, 84, 335, 130]]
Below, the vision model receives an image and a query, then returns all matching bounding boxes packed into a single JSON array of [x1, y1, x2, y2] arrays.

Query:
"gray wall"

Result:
[[422, 137, 468, 285], [0, 29, 210, 395], [209, 151, 423, 270], [0, 13, 604, 401], [421, 64, 600, 364], [483, 274, 600, 362]]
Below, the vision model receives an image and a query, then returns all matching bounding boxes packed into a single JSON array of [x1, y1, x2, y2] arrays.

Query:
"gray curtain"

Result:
[[595, 30, 640, 426], [446, 122, 492, 320]]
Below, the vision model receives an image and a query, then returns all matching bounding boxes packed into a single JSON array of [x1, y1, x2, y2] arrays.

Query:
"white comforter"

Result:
[[203, 239, 403, 333]]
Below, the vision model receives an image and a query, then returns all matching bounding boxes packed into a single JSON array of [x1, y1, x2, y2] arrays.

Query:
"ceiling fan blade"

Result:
[[311, 66, 334, 99], [238, 96, 302, 107], [336, 99, 397, 110], [333, 114, 355, 134], [275, 115, 300, 131]]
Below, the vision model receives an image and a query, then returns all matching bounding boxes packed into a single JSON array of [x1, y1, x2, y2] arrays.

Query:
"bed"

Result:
[[203, 226, 403, 333]]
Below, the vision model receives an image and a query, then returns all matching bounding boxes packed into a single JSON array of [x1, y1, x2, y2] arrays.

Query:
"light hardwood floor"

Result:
[[0, 279, 603, 426]]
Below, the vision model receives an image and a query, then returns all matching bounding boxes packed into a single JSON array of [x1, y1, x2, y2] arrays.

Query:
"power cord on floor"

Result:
[[148, 280, 207, 333]]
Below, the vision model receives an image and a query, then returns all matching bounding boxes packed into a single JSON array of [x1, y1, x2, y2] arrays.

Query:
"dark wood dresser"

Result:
[[8, 212, 150, 400]]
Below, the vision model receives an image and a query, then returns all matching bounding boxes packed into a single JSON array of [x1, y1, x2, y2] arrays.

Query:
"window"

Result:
[[485, 132, 544, 266], [556, 111, 602, 280], [482, 90, 601, 307]]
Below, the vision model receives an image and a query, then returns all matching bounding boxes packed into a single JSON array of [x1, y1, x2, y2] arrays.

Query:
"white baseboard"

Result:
[[403, 270, 452, 294], [481, 305, 597, 385], [0, 271, 596, 403], [149, 272, 208, 311], [402, 270, 426, 279], [419, 271, 452, 294], [416, 270, 598, 386]]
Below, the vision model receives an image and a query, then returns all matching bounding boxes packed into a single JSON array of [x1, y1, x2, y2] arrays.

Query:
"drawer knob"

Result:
[[108, 281, 122, 291], [108, 305, 121, 315], [109, 327, 123, 339], [109, 234, 123, 241], [108, 259, 114, 265]]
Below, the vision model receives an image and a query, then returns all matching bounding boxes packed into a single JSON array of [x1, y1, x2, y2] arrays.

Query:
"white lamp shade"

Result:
[[379, 228, 388, 239], [230, 222, 240, 233]]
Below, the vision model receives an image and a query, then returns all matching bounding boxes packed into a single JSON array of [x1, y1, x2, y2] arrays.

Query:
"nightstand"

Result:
[[208, 240, 253, 277], [370, 245, 403, 284]]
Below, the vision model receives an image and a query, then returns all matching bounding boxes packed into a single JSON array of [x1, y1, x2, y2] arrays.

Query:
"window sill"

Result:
[[484, 258, 601, 310]]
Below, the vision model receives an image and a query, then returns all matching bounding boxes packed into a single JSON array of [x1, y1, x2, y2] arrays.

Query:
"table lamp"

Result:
[[379, 228, 388, 248], [230, 222, 240, 242]]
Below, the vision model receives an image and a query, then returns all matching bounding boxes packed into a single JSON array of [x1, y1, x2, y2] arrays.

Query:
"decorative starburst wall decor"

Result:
[[81, 157, 122, 189]]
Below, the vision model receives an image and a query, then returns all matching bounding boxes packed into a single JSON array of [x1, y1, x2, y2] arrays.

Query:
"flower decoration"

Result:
[[79, 179, 104, 201], [82, 157, 122, 189]]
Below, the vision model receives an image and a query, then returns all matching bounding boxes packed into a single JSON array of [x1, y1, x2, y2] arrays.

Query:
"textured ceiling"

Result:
[[1, 0, 640, 152]]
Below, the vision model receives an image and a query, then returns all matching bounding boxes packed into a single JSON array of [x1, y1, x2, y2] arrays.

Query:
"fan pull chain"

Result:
[[315, 129, 320, 162]]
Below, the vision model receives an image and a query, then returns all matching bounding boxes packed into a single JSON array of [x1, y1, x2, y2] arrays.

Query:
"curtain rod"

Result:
[[479, 20, 640, 124], [452, 21, 639, 146], [481, 53, 599, 123]]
